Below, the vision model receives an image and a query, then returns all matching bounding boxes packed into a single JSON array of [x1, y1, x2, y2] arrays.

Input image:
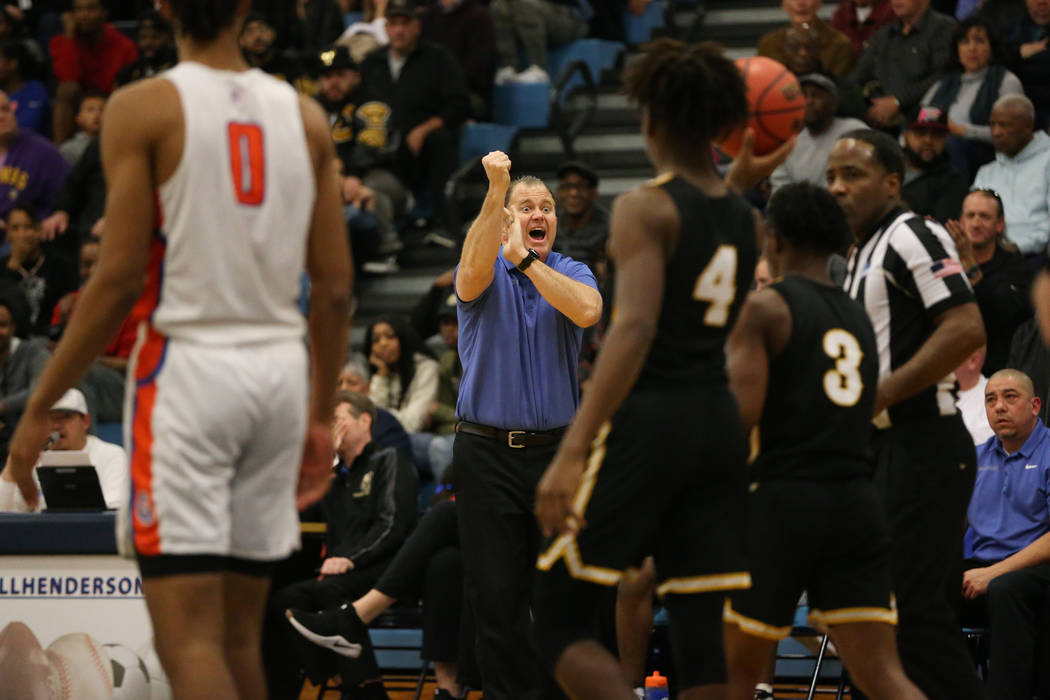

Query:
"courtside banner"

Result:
[[0, 555, 171, 700]]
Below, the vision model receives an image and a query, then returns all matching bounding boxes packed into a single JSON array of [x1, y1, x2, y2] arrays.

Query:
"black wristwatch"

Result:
[[517, 248, 540, 272]]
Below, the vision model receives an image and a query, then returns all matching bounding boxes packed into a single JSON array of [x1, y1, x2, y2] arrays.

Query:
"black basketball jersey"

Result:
[[634, 174, 758, 389], [753, 275, 879, 480]]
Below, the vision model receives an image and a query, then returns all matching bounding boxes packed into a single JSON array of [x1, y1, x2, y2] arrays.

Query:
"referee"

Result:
[[828, 129, 987, 699], [452, 150, 601, 698]]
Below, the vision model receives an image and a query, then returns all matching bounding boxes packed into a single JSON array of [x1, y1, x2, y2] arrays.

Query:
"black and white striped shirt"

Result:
[[843, 206, 976, 426]]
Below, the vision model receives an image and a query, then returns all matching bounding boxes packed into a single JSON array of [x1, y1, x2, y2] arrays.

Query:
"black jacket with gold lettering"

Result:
[[321, 442, 419, 569]]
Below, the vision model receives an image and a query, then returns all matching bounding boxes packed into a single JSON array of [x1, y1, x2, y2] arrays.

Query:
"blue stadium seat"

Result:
[[548, 38, 625, 100], [96, 421, 123, 448], [492, 82, 551, 128], [624, 1, 664, 45], [459, 122, 519, 165]]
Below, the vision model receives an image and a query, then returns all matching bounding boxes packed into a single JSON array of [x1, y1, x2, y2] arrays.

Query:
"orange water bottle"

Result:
[[644, 671, 669, 700]]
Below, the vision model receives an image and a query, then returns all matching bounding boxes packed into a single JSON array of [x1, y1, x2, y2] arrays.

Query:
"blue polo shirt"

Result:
[[968, 420, 1050, 561], [455, 250, 597, 431]]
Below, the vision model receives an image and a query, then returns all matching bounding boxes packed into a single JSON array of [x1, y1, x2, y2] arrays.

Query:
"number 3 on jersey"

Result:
[[822, 329, 864, 407], [228, 123, 265, 206], [692, 245, 737, 326]]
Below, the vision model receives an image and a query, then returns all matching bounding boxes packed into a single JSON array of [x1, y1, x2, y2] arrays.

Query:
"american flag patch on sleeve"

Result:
[[930, 258, 964, 279]]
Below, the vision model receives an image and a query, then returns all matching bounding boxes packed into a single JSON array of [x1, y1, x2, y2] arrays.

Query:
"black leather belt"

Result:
[[456, 421, 566, 448]]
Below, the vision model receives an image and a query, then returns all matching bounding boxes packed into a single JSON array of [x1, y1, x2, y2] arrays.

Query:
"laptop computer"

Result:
[[36, 450, 108, 512]]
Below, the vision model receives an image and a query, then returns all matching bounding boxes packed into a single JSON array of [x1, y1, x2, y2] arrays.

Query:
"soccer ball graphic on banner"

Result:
[[104, 643, 152, 699]]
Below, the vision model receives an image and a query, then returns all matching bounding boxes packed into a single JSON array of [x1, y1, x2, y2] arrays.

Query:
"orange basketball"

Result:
[[719, 56, 805, 158]]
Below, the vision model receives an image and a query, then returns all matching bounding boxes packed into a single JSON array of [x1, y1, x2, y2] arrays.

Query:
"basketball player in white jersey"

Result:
[[2, 1, 352, 698]]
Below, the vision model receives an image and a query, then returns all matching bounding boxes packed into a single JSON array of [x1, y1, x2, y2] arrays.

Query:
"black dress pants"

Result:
[[453, 431, 557, 700]]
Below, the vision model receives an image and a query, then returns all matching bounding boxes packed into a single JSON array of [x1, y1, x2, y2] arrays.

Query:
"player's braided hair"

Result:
[[170, 0, 239, 43], [622, 38, 748, 147], [766, 182, 849, 255]]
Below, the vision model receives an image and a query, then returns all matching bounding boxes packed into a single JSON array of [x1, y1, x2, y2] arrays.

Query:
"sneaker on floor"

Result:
[[285, 607, 365, 659], [362, 255, 400, 274], [494, 65, 517, 85], [754, 685, 775, 699], [422, 230, 457, 249], [514, 64, 550, 83]]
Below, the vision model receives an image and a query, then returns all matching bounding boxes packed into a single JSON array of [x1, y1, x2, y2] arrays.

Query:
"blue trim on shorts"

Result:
[[135, 337, 169, 387]]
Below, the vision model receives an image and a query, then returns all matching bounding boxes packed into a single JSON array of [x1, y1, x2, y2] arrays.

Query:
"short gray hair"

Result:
[[993, 94, 1035, 125]]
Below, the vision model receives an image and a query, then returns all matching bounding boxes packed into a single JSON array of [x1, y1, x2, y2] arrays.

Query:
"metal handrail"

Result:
[[549, 58, 598, 160]]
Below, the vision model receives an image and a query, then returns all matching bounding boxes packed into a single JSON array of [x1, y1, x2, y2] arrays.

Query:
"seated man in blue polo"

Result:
[[961, 368, 1050, 700]]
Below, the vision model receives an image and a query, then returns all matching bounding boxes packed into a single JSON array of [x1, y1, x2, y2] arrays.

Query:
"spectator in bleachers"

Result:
[[922, 14, 1024, 179], [47, 236, 133, 423], [421, 0, 498, 120], [846, 0, 955, 129], [314, 44, 407, 271], [0, 91, 67, 225], [360, 0, 469, 239], [0, 204, 76, 337], [973, 94, 1050, 261], [994, 0, 1050, 129], [339, 357, 413, 461], [0, 295, 48, 456], [58, 90, 102, 164], [900, 106, 971, 223], [409, 266, 455, 342], [407, 293, 460, 482], [265, 390, 418, 700], [552, 160, 609, 274], [42, 136, 104, 257], [286, 478, 471, 700], [758, 0, 855, 76], [0, 387, 126, 510], [831, 0, 896, 56], [490, 0, 590, 84], [954, 346, 995, 444], [49, 0, 137, 144], [114, 8, 176, 87], [366, 315, 438, 435], [962, 368, 1050, 700], [945, 189, 1033, 373], [294, 0, 345, 55], [0, 39, 48, 136], [1008, 317, 1050, 424], [770, 73, 867, 191], [339, 0, 390, 47], [240, 12, 308, 92]]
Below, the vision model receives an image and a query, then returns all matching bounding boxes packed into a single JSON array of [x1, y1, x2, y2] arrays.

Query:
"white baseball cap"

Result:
[[50, 389, 88, 415]]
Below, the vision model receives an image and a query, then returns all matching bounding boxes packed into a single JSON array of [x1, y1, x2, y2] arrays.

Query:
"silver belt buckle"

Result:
[[507, 430, 526, 448]]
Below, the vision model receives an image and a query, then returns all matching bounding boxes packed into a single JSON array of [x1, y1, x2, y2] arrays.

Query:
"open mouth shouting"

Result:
[[528, 226, 547, 245]]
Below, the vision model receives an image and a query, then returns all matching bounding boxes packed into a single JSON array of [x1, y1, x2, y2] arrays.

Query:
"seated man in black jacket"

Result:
[[947, 188, 1034, 374], [360, 0, 470, 237], [901, 106, 970, 224], [265, 391, 418, 700]]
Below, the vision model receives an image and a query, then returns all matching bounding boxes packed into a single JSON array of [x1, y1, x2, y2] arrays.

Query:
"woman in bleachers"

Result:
[[922, 13, 1024, 179], [366, 315, 439, 434]]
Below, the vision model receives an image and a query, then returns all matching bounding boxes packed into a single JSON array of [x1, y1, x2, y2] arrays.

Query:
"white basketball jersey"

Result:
[[151, 63, 315, 345]]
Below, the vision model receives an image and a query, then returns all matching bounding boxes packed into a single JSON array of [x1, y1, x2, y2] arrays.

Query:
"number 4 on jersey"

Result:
[[692, 245, 737, 327], [228, 123, 265, 206]]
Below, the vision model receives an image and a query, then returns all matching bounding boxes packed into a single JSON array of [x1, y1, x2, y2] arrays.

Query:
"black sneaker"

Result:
[[285, 606, 365, 659]]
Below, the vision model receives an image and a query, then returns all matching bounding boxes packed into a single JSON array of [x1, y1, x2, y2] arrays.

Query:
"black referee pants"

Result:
[[453, 431, 557, 700], [872, 421, 986, 700]]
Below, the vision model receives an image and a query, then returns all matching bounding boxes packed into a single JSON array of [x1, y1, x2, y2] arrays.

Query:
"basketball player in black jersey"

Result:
[[532, 39, 764, 700], [723, 182, 926, 700]]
